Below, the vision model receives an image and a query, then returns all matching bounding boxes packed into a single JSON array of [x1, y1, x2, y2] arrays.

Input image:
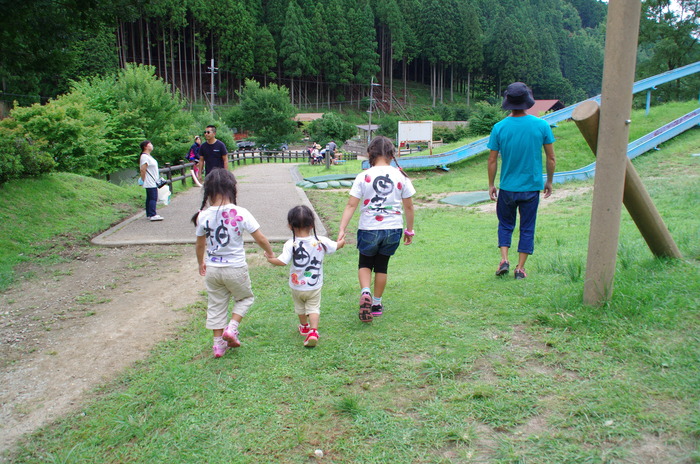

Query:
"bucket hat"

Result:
[[502, 82, 535, 110]]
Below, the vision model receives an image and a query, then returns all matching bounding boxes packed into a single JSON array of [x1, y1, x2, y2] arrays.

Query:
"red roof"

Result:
[[527, 100, 565, 117]]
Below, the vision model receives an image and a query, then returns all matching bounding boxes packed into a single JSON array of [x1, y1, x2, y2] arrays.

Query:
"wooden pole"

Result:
[[583, 0, 642, 306], [573, 102, 682, 260]]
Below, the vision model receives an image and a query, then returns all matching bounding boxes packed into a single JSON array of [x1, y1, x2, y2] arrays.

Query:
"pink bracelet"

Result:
[[404, 229, 415, 236]]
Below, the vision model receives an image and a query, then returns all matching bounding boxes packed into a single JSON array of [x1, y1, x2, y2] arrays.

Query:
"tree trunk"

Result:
[[389, 43, 393, 112], [162, 27, 168, 84], [138, 18, 144, 63], [403, 58, 407, 104], [170, 25, 175, 93], [467, 72, 471, 107], [191, 21, 196, 103], [130, 21, 136, 63], [146, 20, 152, 66]]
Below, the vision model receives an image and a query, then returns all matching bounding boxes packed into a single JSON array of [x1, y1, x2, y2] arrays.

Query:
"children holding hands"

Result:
[[267, 205, 344, 347]]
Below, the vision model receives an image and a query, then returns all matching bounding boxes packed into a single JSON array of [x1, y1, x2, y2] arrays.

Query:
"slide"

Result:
[[378, 61, 700, 182]]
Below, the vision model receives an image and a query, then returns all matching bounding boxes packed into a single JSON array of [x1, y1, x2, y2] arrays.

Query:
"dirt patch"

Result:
[[0, 244, 202, 455]]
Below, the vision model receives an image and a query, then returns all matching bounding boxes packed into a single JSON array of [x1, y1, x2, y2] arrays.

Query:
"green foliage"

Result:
[[0, 124, 54, 184], [192, 111, 236, 153], [253, 25, 277, 79], [469, 102, 506, 135], [8, 92, 113, 176], [308, 112, 356, 145], [6, 64, 193, 178], [434, 124, 469, 144], [236, 79, 297, 144]]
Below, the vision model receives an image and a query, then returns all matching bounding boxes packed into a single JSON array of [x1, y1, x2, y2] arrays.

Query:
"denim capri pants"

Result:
[[357, 228, 403, 257]]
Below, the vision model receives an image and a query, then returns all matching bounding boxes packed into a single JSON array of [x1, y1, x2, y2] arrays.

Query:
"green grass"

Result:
[[3, 103, 700, 463], [0, 173, 143, 290]]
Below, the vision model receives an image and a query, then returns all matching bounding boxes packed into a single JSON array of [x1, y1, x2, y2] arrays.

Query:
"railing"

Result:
[[157, 150, 361, 190], [229, 150, 359, 165]]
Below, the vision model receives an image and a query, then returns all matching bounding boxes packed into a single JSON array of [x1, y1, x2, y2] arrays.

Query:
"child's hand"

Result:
[[199, 262, 207, 276], [337, 238, 346, 249]]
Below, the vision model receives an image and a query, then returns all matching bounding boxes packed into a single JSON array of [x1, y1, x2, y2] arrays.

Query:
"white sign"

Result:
[[398, 121, 433, 146]]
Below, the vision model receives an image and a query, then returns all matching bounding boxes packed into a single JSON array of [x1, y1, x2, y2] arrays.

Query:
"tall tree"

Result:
[[254, 24, 278, 85], [279, 0, 312, 105]]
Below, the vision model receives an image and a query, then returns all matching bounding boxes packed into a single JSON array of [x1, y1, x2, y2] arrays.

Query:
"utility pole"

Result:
[[367, 76, 381, 144], [208, 58, 217, 115]]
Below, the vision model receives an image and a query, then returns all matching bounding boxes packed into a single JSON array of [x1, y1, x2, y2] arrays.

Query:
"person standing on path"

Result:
[[487, 82, 556, 280], [139, 140, 164, 221], [198, 125, 229, 179]]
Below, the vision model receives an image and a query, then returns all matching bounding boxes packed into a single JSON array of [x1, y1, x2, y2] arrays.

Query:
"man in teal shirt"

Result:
[[487, 82, 556, 280]]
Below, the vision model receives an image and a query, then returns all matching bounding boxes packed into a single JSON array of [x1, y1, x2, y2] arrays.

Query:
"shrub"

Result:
[[8, 63, 194, 178], [469, 102, 507, 135], [308, 112, 356, 146], [0, 124, 55, 184]]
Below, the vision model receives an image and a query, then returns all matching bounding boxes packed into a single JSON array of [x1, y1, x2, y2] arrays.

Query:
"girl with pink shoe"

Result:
[[338, 136, 416, 323], [192, 169, 275, 358]]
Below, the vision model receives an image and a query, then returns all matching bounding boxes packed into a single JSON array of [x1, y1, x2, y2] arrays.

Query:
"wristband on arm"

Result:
[[404, 229, 415, 236]]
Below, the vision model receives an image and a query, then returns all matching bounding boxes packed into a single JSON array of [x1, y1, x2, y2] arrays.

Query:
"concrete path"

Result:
[[92, 163, 327, 246]]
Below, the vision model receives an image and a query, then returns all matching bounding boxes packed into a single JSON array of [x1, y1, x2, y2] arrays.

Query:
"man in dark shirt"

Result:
[[198, 125, 229, 177]]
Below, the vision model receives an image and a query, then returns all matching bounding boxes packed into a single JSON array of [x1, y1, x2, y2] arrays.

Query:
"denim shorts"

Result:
[[357, 228, 402, 256]]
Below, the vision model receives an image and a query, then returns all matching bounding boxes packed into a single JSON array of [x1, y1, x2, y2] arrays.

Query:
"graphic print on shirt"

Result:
[[290, 241, 321, 288], [363, 173, 403, 221], [203, 208, 244, 263]]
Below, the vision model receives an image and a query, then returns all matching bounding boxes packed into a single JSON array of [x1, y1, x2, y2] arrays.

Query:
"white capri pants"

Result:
[[205, 265, 254, 329]]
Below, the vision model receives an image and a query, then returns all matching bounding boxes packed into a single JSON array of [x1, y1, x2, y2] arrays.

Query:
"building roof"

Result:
[[294, 113, 325, 122], [356, 124, 381, 131], [526, 100, 565, 117]]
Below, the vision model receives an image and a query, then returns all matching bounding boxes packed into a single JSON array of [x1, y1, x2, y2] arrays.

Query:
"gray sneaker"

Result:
[[496, 260, 509, 276]]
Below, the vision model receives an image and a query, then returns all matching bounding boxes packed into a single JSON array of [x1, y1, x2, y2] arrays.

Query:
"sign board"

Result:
[[398, 121, 433, 146]]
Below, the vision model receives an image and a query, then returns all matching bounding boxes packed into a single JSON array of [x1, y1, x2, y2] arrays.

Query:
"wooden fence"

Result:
[[157, 150, 360, 191]]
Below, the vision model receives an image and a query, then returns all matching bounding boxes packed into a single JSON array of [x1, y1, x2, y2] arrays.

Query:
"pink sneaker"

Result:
[[304, 329, 319, 347], [299, 324, 311, 335], [222, 325, 241, 348], [213, 339, 228, 358], [359, 292, 373, 322]]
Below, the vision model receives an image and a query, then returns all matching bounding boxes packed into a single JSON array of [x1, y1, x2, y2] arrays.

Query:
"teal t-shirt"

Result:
[[487, 115, 555, 192]]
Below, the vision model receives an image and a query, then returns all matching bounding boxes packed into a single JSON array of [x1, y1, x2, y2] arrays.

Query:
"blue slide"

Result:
[[374, 61, 700, 184]]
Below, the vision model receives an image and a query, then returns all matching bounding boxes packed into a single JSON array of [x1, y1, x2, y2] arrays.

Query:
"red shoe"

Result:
[[299, 324, 311, 335], [304, 329, 319, 347]]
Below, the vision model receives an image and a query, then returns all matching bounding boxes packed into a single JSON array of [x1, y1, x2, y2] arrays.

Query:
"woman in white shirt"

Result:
[[139, 140, 164, 221]]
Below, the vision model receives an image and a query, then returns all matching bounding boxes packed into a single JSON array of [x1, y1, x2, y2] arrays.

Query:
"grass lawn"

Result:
[[4, 106, 700, 463]]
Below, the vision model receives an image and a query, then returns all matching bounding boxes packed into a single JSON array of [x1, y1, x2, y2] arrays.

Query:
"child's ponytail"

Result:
[[191, 168, 238, 226], [367, 135, 408, 178]]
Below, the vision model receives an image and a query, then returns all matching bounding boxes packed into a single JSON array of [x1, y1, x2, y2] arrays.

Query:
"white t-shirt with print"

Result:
[[195, 204, 260, 268], [140, 153, 159, 188], [349, 165, 416, 230], [276, 236, 338, 291]]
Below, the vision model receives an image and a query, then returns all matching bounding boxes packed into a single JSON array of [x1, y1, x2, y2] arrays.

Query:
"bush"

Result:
[[308, 112, 356, 146], [7, 63, 194, 178], [433, 124, 470, 144], [469, 102, 507, 135], [0, 124, 55, 184]]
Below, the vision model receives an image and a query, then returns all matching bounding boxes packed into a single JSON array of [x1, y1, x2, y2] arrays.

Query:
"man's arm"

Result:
[[543, 143, 555, 198], [487, 150, 499, 201], [222, 143, 229, 170]]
